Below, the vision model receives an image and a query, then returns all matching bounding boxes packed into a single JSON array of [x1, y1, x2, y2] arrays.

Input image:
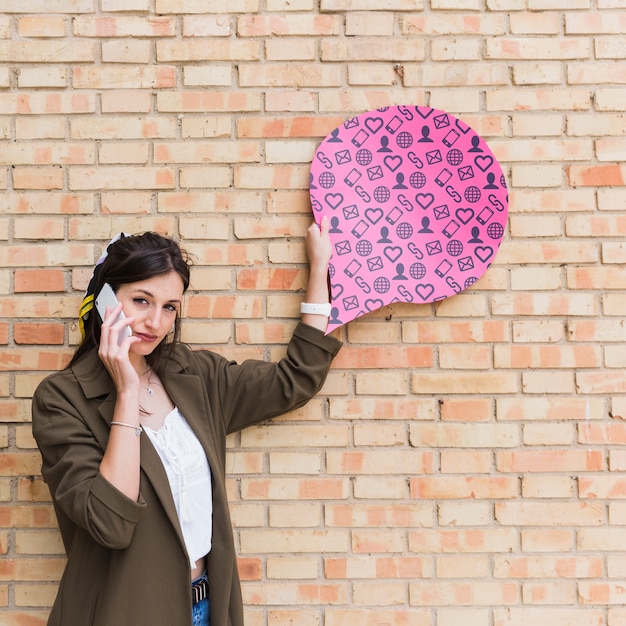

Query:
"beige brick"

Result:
[[183, 15, 232, 37], [513, 61, 564, 85], [485, 37, 591, 60], [18, 67, 67, 88], [321, 0, 423, 8], [345, 12, 394, 36], [101, 39, 151, 64]]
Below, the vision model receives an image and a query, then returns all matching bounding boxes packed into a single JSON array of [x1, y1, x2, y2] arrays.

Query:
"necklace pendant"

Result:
[[147, 387, 155, 396]]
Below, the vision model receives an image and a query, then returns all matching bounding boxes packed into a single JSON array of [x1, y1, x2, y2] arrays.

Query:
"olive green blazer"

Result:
[[32, 323, 341, 626]]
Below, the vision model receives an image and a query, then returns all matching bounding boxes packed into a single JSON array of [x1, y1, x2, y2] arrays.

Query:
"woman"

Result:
[[31, 219, 342, 626]]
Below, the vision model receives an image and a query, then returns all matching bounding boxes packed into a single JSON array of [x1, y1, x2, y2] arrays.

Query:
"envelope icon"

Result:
[[342, 204, 359, 220], [367, 165, 384, 181], [335, 240, 352, 256], [426, 240, 442, 256], [335, 149, 351, 165], [434, 113, 450, 129], [367, 256, 384, 272], [342, 295, 359, 310], [458, 256, 475, 271], [458, 165, 474, 181], [433, 204, 450, 220], [344, 117, 360, 129], [426, 150, 442, 165]]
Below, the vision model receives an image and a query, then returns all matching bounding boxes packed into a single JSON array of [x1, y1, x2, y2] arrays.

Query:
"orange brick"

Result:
[[13, 324, 64, 345]]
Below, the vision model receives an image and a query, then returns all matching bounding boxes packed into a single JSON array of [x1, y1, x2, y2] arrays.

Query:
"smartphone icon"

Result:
[[385, 115, 403, 134], [385, 206, 403, 225], [435, 168, 452, 187], [95, 283, 133, 345], [351, 220, 370, 238], [435, 259, 452, 278], [443, 129, 460, 147], [351, 129, 370, 147], [344, 168, 362, 187], [477, 206, 494, 225], [442, 219, 460, 238], [344, 259, 362, 278]]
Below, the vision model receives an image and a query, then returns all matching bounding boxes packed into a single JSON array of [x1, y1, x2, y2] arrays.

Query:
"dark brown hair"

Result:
[[69, 232, 191, 369]]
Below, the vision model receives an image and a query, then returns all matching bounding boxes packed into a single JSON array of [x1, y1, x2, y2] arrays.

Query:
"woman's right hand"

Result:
[[97, 303, 140, 393]]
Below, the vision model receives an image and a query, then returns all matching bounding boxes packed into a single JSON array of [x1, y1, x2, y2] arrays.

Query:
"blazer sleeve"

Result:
[[209, 322, 342, 434], [32, 374, 146, 551]]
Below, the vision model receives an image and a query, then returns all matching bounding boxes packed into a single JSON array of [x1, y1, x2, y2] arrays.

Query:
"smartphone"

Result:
[[95, 283, 132, 345]]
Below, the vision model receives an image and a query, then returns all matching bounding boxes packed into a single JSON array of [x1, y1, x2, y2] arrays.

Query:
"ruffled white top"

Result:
[[143, 407, 212, 568]]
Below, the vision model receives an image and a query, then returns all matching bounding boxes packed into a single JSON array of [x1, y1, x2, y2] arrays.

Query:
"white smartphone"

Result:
[[95, 283, 132, 345]]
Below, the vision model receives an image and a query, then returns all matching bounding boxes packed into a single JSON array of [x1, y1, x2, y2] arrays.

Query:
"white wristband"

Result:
[[300, 302, 331, 317]]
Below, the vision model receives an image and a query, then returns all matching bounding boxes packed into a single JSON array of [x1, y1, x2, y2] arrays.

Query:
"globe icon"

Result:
[[447, 149, 463, 166], [500, 173, 507, 188], [329, 264, 335, 279], [355, 240, 373, 256], [374, 186, 391, 203], [464, 276, 478, 288], [464, 186, 481, 203], [396, 131, 413, 149], [356, 149, 372, 166], [409, 262, 427, 280], [447, 240, 464, 256], [409, 171, 427, 189], [396, 222, 413, 239], [318, 171, 335, 189], [487, 222, 504, 239], [373, 276, 390, 294]]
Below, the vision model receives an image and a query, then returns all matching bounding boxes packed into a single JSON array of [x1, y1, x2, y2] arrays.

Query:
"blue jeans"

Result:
[[192, 596, 209, 626], [192, 572, 210, 626]]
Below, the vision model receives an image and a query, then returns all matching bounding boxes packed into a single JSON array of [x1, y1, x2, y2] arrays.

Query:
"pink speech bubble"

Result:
[[309, 105, 508, 333]]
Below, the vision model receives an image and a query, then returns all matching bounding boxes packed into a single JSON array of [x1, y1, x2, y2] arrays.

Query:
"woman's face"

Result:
[[115, 270, 185, 357]]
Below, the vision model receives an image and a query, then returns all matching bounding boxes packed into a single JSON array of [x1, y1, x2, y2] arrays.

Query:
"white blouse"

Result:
[[143, 407, 213, 568]]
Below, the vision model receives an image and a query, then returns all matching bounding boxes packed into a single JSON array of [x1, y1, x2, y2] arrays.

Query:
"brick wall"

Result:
[[1, 0, 625, 624]]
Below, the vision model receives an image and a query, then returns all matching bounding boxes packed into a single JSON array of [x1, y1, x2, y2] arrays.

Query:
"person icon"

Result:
[[329, 216, 343, 233], [484, 172, 498, 189], [377, 136, 392, 152], [393, 173, 408, 189], [418, 126, 433, 142], [468, 136, 483, 152], [468, 226, 483, 243], [309, 172, 316, 189], [418, 217, 433, 233], [327, 128, 343, 142], [329, 307, 342, 325], [393, 263, 408, 280], [377, 226, 392, 243]]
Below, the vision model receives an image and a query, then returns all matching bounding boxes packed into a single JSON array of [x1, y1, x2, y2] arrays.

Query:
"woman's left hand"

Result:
[[305, 216, 332, 272], [301, 217, 332, 332]]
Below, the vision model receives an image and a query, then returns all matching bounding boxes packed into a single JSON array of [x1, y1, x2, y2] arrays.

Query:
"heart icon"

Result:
[[365, 207, 384, 224], [383, 246, 403, 263], [455, 208, 475, 225], [309, 105, 509, 333], [364, 117, 384, 133], [474, 246, 494, 263], [474, 155, 494, 172], [325, 193, 344, 209], [383, 155, 403, 172], [416, 193, 435, 209], [365, 298, 384, 311], [415, 284, 435, 301]]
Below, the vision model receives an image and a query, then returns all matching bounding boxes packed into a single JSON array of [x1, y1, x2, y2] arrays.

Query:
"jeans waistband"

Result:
[[192, 572, 209, 605]]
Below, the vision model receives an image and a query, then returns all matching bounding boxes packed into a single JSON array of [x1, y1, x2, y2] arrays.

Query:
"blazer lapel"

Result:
[[73, 351, 188, 559], [162, 371, 222, 482]]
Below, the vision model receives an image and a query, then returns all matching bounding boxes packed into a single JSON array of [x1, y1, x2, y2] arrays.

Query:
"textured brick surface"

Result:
[[0, 1, 625, 623]]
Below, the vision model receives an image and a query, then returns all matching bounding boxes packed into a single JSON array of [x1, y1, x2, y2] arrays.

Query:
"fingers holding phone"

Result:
[[96, 283, 133, 347]]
